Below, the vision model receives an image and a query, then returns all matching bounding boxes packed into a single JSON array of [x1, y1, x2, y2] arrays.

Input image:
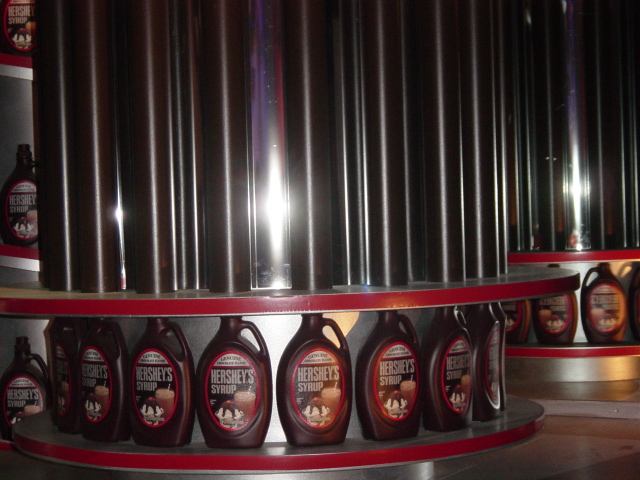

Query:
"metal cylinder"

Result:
[[71, 0, 119, 293], [34, 0, 79, 291], [361, 0, 408, 287], [284, 0, 334, 291], [201, 0, 252, 293], [127, 0, 176, 294], [459, 0, 499, 278], [417, 0, 465, 283]]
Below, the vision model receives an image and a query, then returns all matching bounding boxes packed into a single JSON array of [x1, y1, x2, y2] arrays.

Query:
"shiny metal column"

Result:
[[201, 0, 252, 294], [34, 0, 79, 291], [128, 0, 177, 293], [284, 0, 333, 291], [417, 0, 465, 283], [71, 0, 120, 293], [249, 0, 291, 289]]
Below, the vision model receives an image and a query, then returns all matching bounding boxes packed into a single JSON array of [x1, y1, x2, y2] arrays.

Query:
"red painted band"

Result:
[[13, 416, 543, 471]]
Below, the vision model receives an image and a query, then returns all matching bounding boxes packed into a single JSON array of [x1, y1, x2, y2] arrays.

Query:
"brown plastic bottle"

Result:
[[276, 313, 352, 447], [502, 299, 532, 344], [79, 318, 131, 442], [466, 303, 502, 422], [130, 318, 195, 447], [196, 316, 272, 448], [628, 267, 640, 341], [0, 337, 50, 440], [421, 306, 472, 432], [581, 263, 628, 344], [355, 310, 420, 441], [50, 317, 87, 434], [0, 145, 38, 247], [532, 292, 578, 345], [490, 303, 508, 412], [0, 0, 36, 56]]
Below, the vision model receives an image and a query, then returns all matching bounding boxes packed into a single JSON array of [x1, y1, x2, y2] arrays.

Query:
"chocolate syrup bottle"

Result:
[[130, 318, 195, 447], [466, 304, 502, 421], [0, 0, 36, 56], [490, 303, 508, 412], [628, 267, 640, 341], [421, 306, 472, 432], [355, 311, 420, 441], [581, 263, 628, 344], [502, 299, 532, 344], [196, 316, 272, 448], [79, 318, 131, 442], [0, 337, 50, 440], [0, 145, 38, 246], [276, 314, 352, 447], [50, 317, 87, 434], [532, 293, 578, 344]]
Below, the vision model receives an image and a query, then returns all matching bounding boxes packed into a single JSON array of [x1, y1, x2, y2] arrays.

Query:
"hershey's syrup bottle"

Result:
[[628, 267, 640, 341], [466, 304, 502, 421], [0, 337, 50, 440], [421, 306, 472, 432], [355, 310, 420, 440], [502, 299, 532, 344], [581, 263, 628, 344], [0, 0, 36, 56], [50, 318, 87, 433], [276, 314, 352, 447], [130, 318, 195, 447], [532, 293, 578, 344], [490, 303, 508, 412], [0, 145, 38, 246], [79, 318, 131, 442], [196, 316, 272, 448]]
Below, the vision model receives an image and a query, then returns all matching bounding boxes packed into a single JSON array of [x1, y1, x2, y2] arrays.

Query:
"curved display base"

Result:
[[506, 343, 640, 382], [0, 266, 579, 317], [13, 396, 543, 474], [0, 439, 12, 451]]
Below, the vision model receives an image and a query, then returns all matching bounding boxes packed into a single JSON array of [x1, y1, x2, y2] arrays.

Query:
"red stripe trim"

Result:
[[0, 53, 32, 69], [13, 417, 543, 471], [0, 268, 579, 317], [509, 250, 640, 264], [0, 244, 39, 260], [506, 345, 640, 358], [0, 439, 13, 451]]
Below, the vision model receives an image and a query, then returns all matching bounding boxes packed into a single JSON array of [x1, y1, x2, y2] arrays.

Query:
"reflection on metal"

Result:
[[563, 0, 590, 250], [249, 0, 291, 289], [507, 354, 640, 382]]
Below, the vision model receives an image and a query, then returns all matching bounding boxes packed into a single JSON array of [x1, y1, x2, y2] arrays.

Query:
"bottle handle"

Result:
[[582, 266, 599, 290], [29, 353, 50, 386], [166, 321, 190, 362], [398, 313, 419, 345], [323, 317, 348, 352], [241, 321, 270, 360]]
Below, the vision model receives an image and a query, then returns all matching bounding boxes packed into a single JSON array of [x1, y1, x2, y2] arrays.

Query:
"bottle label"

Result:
[[502, 301, 521, 333], [2, 375, 43, 428], [441, 338, 471, 414], [81, 347, 111, 423], [205, 351, 259, 431], [55, 344, 71, 417], [588, 284, 626, 334], [485, 324, 501, 408], [537, 295, 572, 335], [3, 0, 35, 52], [291, 348, 343, 428], [4, 180, 37, 241], [133, 349, 177, 427], [373, 342, 417, 420]]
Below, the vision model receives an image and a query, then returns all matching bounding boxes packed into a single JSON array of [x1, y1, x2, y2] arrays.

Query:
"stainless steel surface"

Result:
[[0, 64, 32, 81], [507, 354, 640, 382], [249, 0, 291, 290]]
